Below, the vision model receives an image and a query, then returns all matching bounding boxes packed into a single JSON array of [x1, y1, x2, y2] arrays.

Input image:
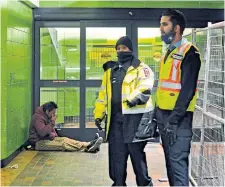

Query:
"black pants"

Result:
[[156, 108, 192, 186], [108, 115, 152, 186]]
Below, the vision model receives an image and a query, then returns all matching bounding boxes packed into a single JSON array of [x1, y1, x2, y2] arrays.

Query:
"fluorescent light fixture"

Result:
[[86, 28, 126, 39], [68, 48, 77, 52], [65, 67, 90, 72]]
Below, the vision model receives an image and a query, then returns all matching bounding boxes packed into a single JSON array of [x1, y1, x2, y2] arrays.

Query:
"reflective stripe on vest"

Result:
[[123, 104, 154, 114], [171, 42, 190, 81], [159, 42, 192, 91], [158, 81, 181, 91]]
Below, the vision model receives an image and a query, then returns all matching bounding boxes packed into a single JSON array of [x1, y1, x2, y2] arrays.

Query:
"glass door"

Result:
[[34, 21, 84, 140], [34, 21, 131, 141], [82, 21, 130, 140]]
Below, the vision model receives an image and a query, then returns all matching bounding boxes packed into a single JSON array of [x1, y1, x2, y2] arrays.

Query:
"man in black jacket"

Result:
[[155, 9, 201, 186]]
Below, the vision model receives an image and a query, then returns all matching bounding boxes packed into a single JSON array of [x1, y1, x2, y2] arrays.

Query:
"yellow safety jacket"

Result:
[[156, 41, 200, 112], [94, 60, 154, 138]]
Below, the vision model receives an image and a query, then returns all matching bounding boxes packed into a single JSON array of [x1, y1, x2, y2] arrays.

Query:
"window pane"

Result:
[[40, 87, 80, 128], [40, 28, 80, 80], [86, 27, 126, 80], [138, 28, 162, 81]]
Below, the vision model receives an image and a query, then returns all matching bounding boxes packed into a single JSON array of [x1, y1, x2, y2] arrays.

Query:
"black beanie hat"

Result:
[[115, 36, 133, 52]]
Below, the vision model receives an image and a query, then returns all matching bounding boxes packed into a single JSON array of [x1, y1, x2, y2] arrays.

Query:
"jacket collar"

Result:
[[130, 57, 141, 68], [109, 56, 141, 72]]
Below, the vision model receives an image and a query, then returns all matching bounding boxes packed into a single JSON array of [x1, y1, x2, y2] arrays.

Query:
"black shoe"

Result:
[[86, 137, 103, 152]]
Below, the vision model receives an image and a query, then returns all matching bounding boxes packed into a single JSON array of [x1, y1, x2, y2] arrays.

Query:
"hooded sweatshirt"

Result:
[[28, 106, 58, 143]]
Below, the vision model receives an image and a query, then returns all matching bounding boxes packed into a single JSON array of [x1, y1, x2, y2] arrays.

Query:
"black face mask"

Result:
[[161, 29, 176, 44], [117, 51, 133, 62]]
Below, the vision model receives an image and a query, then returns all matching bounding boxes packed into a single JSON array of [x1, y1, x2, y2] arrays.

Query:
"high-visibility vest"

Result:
[[94, 61, 154, 138], [156, 41, 199, 112]]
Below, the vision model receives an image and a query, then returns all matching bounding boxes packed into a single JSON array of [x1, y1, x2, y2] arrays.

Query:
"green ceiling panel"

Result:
[[39, 0, 224, 9]]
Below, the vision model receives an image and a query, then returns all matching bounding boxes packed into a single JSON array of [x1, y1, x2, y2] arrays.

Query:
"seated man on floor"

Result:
[[28, 101, 103, 152]]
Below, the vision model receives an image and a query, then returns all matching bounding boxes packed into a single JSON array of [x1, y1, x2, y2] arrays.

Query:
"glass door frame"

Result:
[[34, 21, 81, 105], [80, 20, 131, 140], [131, 20, 159, 57], [34, 21, 83, 139], [131, 20, 160, 90], [34, 20, 132, 141]]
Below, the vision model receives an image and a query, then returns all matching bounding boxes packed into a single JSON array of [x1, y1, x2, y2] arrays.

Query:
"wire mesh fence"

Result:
[[185, 22, 225, 186]]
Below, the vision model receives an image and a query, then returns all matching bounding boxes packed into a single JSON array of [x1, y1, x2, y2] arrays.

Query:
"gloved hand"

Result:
[[164, 122, 178, 146], [95, 118, 103, 131], [126, 100, 137, 108]]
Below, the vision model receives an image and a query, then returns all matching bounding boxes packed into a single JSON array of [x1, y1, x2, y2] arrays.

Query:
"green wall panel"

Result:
[[1, 0, 32, 160], [1, 0, 8, 160]]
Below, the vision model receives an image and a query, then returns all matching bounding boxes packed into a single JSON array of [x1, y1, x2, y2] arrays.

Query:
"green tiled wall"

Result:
[[1, 0, 32, 160]]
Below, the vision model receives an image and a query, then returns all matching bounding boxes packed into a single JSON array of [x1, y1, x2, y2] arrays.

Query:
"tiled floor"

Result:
[[1, 142, 169, 186], [1, 151, 38, 186]]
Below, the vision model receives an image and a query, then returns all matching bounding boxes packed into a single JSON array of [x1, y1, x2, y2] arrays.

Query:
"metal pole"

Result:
[[222, 25, 225, 142], [198, 111, 205, 186], [192, 28, 196, 46], [189, 28, 197, 186], [198, 22, 212, 185], [203, 22, 211, 113], [189, 173, 198, 186], [222, 24, 225, 187]]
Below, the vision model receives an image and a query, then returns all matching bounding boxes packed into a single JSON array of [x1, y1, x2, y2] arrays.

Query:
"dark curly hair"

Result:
[[43, 101, 58, 112]]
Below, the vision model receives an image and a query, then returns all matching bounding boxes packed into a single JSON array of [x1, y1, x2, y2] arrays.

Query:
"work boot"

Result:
[[86, 137, 103, 152]]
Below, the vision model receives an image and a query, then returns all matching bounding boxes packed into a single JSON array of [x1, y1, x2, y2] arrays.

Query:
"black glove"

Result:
[[126, 100, 137, 108], [95, 118, 103, 131], [164, 122, 178, 146]]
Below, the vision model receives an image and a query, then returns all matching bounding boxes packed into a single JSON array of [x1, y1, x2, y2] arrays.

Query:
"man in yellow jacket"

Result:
[[155, 9, 201, 186], [94, 36, 154, 186]]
